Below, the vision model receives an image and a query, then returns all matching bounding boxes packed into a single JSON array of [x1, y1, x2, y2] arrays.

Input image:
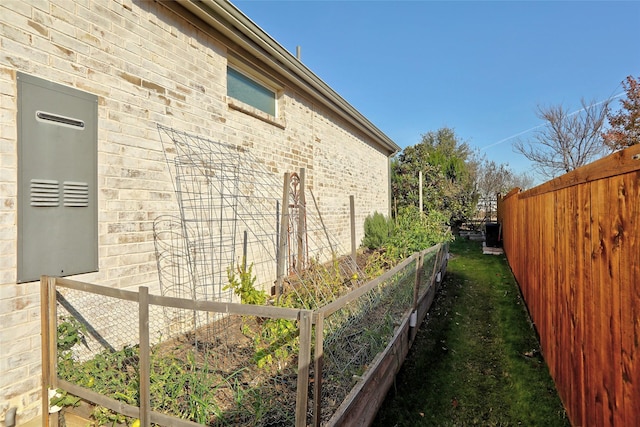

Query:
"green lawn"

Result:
[[372, 238, 570, 426]]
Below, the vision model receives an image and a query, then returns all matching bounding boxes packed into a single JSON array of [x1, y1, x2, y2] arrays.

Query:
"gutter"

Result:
[[178, 0, 400, 157]]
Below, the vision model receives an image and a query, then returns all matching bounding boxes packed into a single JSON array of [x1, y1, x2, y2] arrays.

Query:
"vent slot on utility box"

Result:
[[17, 73, 98, 283], [36, 111, 86, 129], [30, 179, 60, 207]]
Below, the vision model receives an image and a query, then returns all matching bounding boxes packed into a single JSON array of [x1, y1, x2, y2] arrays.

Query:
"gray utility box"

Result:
[[17, 73, 98, 283]]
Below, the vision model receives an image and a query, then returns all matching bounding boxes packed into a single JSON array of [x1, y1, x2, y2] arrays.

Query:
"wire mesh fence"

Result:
[[45, 241, 448, 426], [315, 247, 444, 423], [318, 263, 414, 414]]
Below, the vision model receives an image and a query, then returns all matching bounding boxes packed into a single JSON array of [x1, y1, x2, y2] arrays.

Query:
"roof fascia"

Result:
[[178, 0, 400, 156]]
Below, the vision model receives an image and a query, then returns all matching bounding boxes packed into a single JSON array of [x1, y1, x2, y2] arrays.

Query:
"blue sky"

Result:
[[232, 0, 640, 180]]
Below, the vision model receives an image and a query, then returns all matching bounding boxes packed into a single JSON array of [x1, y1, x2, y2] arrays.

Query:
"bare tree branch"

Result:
[[514, 98, 610, 178]]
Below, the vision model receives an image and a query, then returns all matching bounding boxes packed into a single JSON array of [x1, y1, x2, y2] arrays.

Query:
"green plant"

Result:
[[49, 389, 81, 409], [253, 318, 297, 369], [362, 211, 392, 249], [363, 250, 395, 278], [361, 208, 449, 278], [91, 406, 127, 427], [224, 259, 267, 305], [57, 316, 87, 353], [386, 206, 451, 260]]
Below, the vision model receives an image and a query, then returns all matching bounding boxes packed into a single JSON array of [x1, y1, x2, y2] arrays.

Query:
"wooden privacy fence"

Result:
[[41, 243, 449, 427], [498, 145, 640, 427]]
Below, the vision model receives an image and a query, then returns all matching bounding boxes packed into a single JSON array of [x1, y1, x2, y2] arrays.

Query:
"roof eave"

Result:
[[178, 0, 400, 156]]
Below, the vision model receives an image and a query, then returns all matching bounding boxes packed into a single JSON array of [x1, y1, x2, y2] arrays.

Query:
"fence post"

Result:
[[419, 170, 423, 213], [276, 172, 291, 300], [350, 195, 356, 266], [41, 276, 58, 427], [413, 254, 423, 310], [313, 312, 324, 427], [296, 310, 312, 427], [298, 168, 306, 271], [138, 287, 150, 427]]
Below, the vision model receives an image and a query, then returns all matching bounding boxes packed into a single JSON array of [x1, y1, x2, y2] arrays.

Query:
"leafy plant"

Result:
[[253, 318, 297, 369], [362, 206, 451, 271], [91, 406, 127, 427], [386, 206, 451, 260], [224, 259, 267, 305], [57, 316, 87, 353], [50, 389, 81, 408]]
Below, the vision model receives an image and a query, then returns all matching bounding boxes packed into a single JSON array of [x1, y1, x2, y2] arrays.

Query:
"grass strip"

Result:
[[373, 237, 569, 426]]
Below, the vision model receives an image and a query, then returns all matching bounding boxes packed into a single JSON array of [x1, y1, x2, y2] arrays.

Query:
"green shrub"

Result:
[[385, 207, 452, 261], [362, 212, 392, 249]]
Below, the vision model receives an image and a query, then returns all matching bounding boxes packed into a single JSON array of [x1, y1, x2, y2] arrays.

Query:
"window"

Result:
[[227, 66, 277, 116]]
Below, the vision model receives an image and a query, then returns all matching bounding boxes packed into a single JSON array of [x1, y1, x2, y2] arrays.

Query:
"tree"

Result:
[[514, 98, 610, 178], [475, 160, 534, 220], [476, 160, 512, 201], [391, 127, 479, 227], [510, 170, 535, 191], [603, 75, 640, 150], [476, 160, 535, 199]]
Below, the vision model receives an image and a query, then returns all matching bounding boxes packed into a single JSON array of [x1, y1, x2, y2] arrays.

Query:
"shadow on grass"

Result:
[[372, 238, 569, 427]]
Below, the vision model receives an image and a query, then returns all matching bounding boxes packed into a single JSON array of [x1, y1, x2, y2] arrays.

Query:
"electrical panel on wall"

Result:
[[17, 73, 98, 283]]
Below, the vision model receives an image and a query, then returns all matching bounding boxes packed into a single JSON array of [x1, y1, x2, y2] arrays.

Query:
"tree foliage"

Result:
[[391, 127, 478, 226], [513, 99, 610, 178], [603, 75, 640, 150]]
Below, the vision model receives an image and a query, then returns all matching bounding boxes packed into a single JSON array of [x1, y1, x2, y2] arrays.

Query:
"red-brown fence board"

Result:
[[498, 145, 640, 427], [620, 172, 640, 427]]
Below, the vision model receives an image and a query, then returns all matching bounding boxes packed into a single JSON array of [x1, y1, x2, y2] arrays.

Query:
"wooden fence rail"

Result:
[[498, 145, 640, 427], [41, 243, 449, 427]]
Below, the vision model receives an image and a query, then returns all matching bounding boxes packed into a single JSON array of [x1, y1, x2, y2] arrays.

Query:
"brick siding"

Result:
[[0, 1, 393, 423]]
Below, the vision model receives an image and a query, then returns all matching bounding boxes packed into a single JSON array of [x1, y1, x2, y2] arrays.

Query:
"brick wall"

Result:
[[0, 1, 393, 423]]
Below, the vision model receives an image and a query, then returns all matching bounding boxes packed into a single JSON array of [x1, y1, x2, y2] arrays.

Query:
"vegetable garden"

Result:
[[43, 241, 448, 426]]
